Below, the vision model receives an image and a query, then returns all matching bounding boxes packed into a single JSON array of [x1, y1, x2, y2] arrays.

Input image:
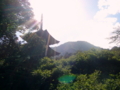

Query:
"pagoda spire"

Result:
[[40, 14, 43, 30]]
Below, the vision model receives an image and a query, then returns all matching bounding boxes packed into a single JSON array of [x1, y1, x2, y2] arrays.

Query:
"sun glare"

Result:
[[30, 0, 86, 25], [29, 0, 111, 48], [29, 0, 87, 38]]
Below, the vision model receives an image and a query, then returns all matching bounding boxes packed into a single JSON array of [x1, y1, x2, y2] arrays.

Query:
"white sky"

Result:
[[29, 0, 120, 49]]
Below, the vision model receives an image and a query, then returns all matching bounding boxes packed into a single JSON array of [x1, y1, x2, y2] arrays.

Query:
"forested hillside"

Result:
[[52, 41, 101, 55], [0, 0, 120, 90]]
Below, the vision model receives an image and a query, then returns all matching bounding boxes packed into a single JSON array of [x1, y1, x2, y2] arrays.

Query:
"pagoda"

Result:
[[36, 14, 60, 57]]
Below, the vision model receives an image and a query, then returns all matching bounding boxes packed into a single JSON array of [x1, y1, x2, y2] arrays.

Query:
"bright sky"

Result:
[[29, 0, 120, 49]]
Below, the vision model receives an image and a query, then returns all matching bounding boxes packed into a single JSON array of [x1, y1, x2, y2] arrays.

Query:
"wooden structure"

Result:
[[36, 14, 60, 57]]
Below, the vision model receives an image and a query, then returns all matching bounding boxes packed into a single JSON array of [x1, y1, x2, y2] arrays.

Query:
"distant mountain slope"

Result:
[[52, 41, 101, 55]]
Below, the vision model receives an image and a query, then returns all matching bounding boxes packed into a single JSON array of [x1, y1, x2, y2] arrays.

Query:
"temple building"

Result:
[[36, 14, 60, 57]]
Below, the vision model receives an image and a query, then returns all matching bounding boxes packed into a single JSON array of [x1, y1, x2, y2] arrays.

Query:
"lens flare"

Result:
[[58, 75, 76, 83]]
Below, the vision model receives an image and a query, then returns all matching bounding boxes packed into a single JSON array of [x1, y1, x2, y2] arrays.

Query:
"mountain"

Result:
[[52, 41, 101, 55]]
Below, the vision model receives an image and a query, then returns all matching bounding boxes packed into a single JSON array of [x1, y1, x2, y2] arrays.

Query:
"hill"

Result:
[[52, 41, 101, 55]]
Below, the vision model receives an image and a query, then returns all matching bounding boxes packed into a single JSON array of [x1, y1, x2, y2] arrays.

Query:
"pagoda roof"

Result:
[[36, 29, 59, 45], [47, 47, 60, 57]]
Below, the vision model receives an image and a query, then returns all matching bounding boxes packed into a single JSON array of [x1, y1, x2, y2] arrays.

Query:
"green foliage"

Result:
[[55, 49, 120, 90], [54, 55, 76, 73], [0, 0, 42, 90], [71, 49, 120, 75], [21, 33, 46, 59], [57, 71, 120, 90], [0, 0, 34, 36], [0, 0, 36, 61]]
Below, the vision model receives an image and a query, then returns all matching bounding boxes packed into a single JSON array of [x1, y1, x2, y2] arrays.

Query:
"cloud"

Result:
[[67, 0, 120, 48], [95, 0, 120, 19]]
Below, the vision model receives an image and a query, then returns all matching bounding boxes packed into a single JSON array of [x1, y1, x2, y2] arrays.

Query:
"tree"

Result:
[[0, 0, 41, 90], [0, 0, 35, 59], [110, 26, 120, 45], [0, 0, 34, 35]]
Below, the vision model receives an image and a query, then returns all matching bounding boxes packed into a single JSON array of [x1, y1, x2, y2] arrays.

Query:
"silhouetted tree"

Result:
[[110, 26, 120, 44]]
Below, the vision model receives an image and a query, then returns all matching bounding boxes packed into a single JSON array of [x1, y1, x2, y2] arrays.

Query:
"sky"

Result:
[[29, 0, 120, 48]]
